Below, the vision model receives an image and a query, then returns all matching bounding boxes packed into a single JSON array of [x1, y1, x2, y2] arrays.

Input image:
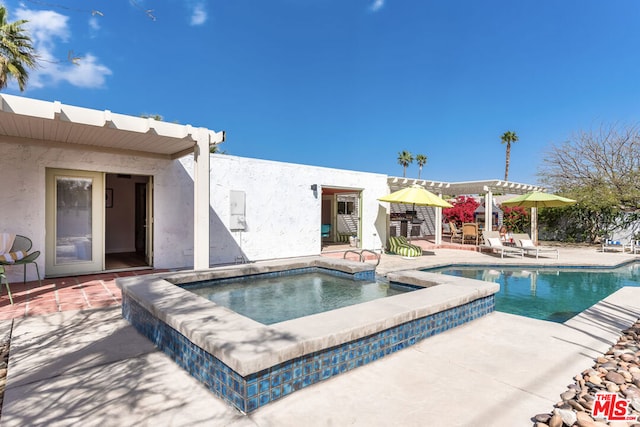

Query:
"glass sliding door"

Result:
[[46, 169, 104, 276]]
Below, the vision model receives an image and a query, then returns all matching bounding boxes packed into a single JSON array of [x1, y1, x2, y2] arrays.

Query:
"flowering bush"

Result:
[[443, 196, 480, 226], [502, 206, 529, 233]]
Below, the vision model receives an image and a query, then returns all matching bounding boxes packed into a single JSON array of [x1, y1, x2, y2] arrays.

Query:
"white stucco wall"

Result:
[[1, 140, 390, 280], [0, 140, 196, 282], [180, 154, 390, 265]]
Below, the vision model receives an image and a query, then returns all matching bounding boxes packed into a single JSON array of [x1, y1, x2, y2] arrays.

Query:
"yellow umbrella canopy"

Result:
[[378, 184, 453, 208], [501, 191, 576, 244]]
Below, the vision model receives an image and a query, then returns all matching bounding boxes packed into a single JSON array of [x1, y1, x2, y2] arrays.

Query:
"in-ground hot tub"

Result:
[[117, 257, 498, 413]]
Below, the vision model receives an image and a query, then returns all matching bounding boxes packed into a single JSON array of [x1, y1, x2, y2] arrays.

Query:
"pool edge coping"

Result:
[[116, 256, 499, 376]]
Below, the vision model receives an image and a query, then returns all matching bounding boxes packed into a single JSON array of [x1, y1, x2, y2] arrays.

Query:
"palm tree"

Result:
[[0, 6, 37, 92], [500, 131, 519, 181], [397, 150, 413, 177], [416, 154, 427, 179]]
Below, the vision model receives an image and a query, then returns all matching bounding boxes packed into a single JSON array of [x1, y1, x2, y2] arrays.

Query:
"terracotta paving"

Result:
[[0, 269, 168, 320]]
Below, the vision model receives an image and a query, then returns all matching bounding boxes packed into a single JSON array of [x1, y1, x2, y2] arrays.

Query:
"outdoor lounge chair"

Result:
[[0, 234, 41, 285], [448, 221, 463, 243], [480, 232, 524, 258], [387, 236, 422, 258], [601, 237, 633, 253], [512, 233, 559, 259]]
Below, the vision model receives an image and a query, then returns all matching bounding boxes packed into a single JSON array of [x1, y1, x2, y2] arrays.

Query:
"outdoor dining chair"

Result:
[[462, 223, 479, 245], [0, 235, 41, 285]]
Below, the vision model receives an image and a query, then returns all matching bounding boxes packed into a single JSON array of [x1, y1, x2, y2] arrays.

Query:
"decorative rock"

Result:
[[623, 386, 640, 399], [548, 413, 563, 427], [606, 371, 626, 385], [554, 408, 577, 426], [580, 398, 594, 410], [533, 413, 552, 423], [532, 320, 640, 427], [560, 389, 577, 401], [588, 375, 602, 385], [575, 411, 597, 427], [568, 399, 586, 411], [606, 382, 620, 392], [622, 353, 636, 362]]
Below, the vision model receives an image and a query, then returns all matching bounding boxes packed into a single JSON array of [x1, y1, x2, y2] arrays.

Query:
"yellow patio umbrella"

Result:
[[378, 185, 453, 242], [378, 184, 453, 208], [501, 191, 576, 245]]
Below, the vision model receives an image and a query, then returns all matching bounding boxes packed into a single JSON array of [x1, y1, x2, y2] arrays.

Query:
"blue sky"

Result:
[[4, 0, 640, 185]]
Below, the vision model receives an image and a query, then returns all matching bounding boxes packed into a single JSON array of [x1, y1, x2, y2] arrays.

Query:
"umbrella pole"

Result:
[[408, 203, 415, 242], [531, 207, 538, 245]]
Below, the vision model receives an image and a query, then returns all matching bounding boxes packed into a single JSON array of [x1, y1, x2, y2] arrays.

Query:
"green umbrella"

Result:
[[500, 191, 576, 209], [501, 191, 576, 244]]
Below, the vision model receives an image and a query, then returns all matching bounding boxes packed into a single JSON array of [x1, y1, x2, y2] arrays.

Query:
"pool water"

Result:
[[183, 272, 412, 325], [428, 263, 640, 322]]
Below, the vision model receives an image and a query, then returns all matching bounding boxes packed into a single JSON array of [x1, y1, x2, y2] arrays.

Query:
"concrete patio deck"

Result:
[[1, 246, 639, 426]]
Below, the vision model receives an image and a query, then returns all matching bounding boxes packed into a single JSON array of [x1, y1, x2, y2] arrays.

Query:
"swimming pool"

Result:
[[118, 257, 498, 413], [183, 272, 412, 325], [427, 262, 640, 322]]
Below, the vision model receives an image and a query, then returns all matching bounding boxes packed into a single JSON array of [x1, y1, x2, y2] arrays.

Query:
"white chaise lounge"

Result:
[[480, 231, 524, 258], [512, 234, 559, 259]]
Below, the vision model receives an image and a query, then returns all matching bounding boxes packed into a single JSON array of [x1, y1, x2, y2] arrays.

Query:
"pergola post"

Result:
[[484, 187, 493, 232], [193, 128, 211, 270], [435, 193, 443, 245]]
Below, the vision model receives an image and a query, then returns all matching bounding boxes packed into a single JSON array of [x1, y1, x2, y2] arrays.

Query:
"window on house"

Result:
[[338, 201, 355, 215]]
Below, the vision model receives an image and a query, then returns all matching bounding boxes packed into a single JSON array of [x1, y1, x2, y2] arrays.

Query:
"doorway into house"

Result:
[[45, 169, 153, 277], [320, 187, 362, 252], [104, 173, 153, 270]]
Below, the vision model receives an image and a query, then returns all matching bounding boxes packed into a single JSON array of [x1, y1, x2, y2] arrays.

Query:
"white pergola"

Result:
[[387, 177, 545, 244], [0, 93, 224, 270]]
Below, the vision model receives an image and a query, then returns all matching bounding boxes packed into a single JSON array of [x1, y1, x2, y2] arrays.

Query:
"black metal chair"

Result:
[[0, 235, 41, 285]]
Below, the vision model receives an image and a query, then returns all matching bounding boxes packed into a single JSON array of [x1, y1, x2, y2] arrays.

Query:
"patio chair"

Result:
[[601, 237, 632, 253], [480, 235, 524, 258], [512, 233, 559, 259], [448, 221, 463, 244], [462, 223, 479, 245], [0, 235, 41, 285], [387, 236, 422, 258]]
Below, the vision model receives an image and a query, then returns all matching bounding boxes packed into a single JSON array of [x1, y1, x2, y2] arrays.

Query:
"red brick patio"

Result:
[[0, 269, 167, 320]]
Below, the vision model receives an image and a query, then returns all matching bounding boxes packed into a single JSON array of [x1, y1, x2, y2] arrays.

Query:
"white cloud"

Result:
[[15, 8, 70, 45], [370, 0, 385, 12], [14, 7, 111, 90], [54, 54, 112, 88], [89, 16, 100, 31], [190, 3, 207, 26]]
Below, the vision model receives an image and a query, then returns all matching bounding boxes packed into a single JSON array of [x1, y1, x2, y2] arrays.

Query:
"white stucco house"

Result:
[[0, 94, 542, 283]]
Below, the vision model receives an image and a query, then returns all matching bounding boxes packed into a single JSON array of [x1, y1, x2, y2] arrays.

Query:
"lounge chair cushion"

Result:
[[1, 250, 27, 263], [520, 239, 534, 248], [388, 236, 422, 258], [487, 238, 501, 247]]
